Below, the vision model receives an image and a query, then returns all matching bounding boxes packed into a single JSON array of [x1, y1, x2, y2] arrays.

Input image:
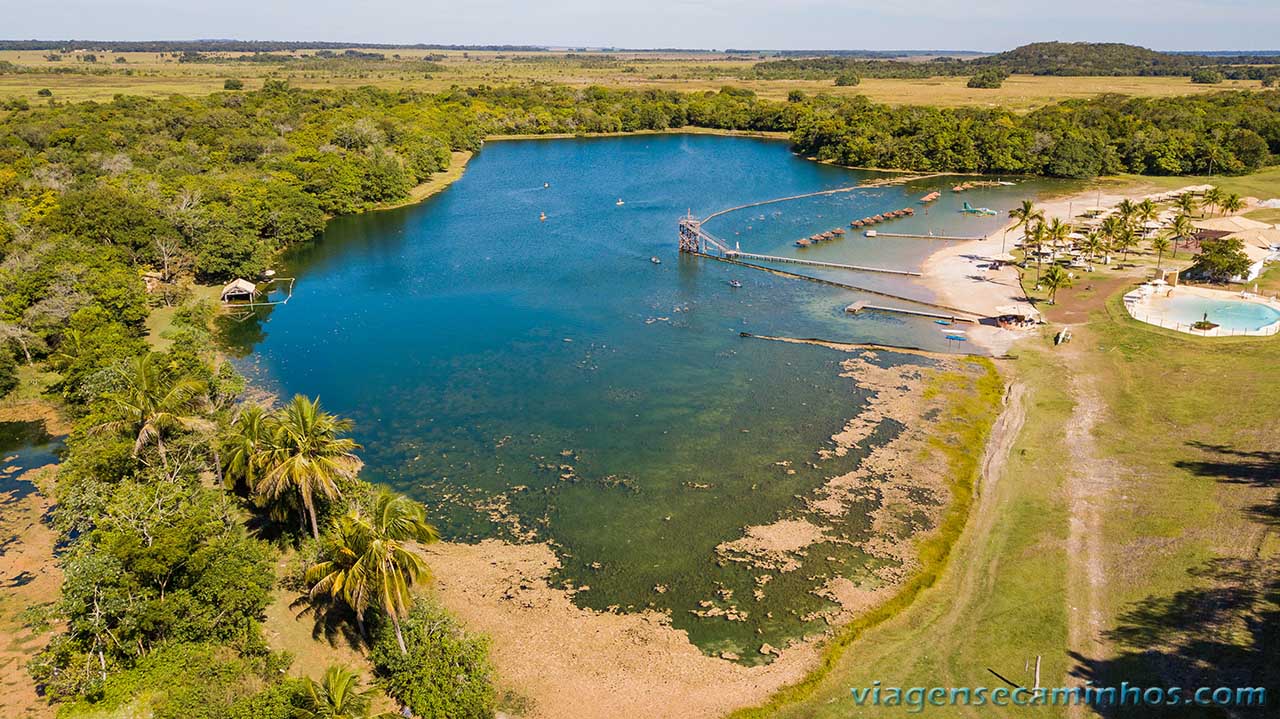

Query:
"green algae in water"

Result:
[[226, 136, 1048, 658]]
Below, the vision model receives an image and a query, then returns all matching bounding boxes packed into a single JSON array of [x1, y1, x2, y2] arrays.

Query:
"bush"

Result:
[[1190, 68, 1225, 84], [370, 599, 496, 719], [36, 88, 52, 96], [224, 78, 244, 90], [967, 68, 1009, 89], [0, 347, 17, 398], [834, 72, 860, 87]]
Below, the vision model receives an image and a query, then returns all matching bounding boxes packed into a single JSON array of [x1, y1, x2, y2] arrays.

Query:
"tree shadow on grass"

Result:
[[286, 591, 369, 654], [1174, 442, 1280, 487], [1069, 558, 1278, 717]]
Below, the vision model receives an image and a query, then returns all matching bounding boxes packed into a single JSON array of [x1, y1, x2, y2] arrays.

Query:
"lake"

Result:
[[227, 134, 1064, 657]]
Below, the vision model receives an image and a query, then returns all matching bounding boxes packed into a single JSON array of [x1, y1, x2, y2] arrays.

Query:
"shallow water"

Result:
[[226, 135, 1065, 655], [0, 420, 61, 500]]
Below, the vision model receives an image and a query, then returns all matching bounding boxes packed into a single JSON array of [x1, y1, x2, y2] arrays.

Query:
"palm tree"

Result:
[[296, 665, 392, 719], [1024, 221, 1047, 280], [93, 353, 210, 469], [1116, 198, 1137, 228], [221, 403, 270, 493], [1171, 213, 1195, 258], [1175, 192, 1198, 218], [1082, 230, 1106, 263], [1221, 192, 1245, 215], [307, 487, 438, 653], [1150, 234, 1172, 270], [1045, 217, 1070, 252], [1100, 215, 1125, 263], [1203, 187, 1223, 217], [1137, 198, 1158, 226], [1114, 225, 1137, 263], [1007, 199, 1043, 254], [257, 395, 363, 539], [1040, 265, 1074, 304]]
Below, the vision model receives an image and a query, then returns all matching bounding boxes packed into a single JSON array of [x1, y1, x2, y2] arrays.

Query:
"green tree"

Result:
[[1174, 192, 1198, 217], [1040, 264, 1073, 304], [1171, 213, 1195, 258], [297, 666, 393, 719], [1194, 237, 1251, 282], [92, 353, 210, 469], [306, 488, 438, 650], [1221, 192, 1245, 215], [221, 404, 271, 493], [1203, 187, 1223, 216], [967, 68, 1009, 89], [1190, 68, 1225, 84], [833, 73, 860, 87], [224, 78, 245, 90], [1150, 233, 1172, 269], [256, 395, 363, 538]]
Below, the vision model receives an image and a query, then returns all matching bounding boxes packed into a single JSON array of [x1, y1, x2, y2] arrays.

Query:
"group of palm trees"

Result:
[[97, 355, 440, 657], [1006, 188, 1226, 305]]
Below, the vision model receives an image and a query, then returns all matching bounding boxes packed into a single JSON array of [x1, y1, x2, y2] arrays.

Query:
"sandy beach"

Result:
[[919, 181, 1210, 352]]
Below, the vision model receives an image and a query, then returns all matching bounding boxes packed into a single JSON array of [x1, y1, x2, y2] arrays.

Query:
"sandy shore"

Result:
[[919, 181, 1206, 353]]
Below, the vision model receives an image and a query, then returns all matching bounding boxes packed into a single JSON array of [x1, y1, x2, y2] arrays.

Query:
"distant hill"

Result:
[[750, 41, 1280, 81], [971, 41, 1280, 76]]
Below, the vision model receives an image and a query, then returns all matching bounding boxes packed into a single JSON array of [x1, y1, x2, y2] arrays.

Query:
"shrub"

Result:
[[1190, 68, 1225, 84], [370, 599, 496, 719], [967, 68, 1009, 89], [224, 78, 245, 90], [834, 72, 860, 87], [36, 88, 52, 96]]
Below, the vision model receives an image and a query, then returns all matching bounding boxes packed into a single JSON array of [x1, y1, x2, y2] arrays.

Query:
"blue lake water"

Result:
[[0, 420, 62, 501], [227, 134, 1065, 656]]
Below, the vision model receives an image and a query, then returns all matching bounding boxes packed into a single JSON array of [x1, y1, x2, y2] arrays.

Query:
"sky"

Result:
[[2, 0, 1278, 52]]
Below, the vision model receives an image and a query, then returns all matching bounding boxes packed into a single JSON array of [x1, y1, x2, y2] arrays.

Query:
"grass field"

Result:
[[748, 282, 1280, 716], [0, 48, 1263, 109]]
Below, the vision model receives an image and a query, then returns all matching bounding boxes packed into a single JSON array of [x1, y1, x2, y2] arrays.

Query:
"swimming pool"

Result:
[[1155, 294, 1280, 332]]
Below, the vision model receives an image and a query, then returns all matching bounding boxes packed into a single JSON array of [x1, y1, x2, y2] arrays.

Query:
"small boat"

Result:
[[616, 198, 625, 206], [728, 280, 742, 288], [544, 182, 550, 188], [540, 212, 547, 221], [934, 319, 952, 326], [945, 334, 968, 342], [650, 256, 661, 265]]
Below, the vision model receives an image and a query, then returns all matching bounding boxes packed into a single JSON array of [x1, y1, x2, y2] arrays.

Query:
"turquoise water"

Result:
[[1157, 295, 1280, 331], [226, 135, 1066, 656]]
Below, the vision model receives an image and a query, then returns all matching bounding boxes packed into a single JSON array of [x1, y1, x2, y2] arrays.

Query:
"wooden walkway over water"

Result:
[[846, 301, 977, 323], [724, 251, 921, 277], [871, 232, 984, 241]]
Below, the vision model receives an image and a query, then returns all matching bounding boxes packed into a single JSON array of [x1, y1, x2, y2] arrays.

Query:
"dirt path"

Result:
[[1058, 334, 1117, 715]]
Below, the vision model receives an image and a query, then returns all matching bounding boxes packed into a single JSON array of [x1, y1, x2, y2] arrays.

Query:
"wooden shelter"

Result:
[[220, 279, 257, 303]]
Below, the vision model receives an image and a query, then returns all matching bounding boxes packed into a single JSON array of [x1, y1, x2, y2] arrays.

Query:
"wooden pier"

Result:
[[724, 251, 920, 277], [846, 301, 978, 324]]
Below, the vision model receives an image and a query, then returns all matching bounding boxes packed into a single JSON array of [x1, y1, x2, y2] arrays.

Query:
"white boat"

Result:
[[650, 256, 661, 265], [616, 198, 625, 206]]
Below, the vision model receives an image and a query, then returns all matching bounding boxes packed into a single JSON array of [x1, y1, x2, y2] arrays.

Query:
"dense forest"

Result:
[[749, 42, 1280, 81], [1, 79, 1278, 717]]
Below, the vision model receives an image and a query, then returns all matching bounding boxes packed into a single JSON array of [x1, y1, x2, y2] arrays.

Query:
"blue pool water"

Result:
[[1158, 295, 1280, 331]]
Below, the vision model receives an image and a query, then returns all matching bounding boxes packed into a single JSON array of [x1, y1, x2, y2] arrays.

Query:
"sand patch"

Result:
[[716, 518, 829, 573], [427, 540, 820, 719], [0, 401, 70, 436], [0, 466, 61, 719]]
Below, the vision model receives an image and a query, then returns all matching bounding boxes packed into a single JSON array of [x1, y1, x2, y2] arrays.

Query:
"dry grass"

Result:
[[0, 48, 1263, 110]]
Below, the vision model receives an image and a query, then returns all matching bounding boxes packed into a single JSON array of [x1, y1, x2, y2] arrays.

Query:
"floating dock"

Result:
[[847, 301, 978, 324], [725, 251, 920, 277]]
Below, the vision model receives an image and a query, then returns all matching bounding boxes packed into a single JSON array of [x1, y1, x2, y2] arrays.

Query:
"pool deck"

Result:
[[1124, 283, 1280, 337]]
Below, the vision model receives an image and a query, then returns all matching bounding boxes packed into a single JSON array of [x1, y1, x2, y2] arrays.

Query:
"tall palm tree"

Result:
[[1171, 213, 1195, 258], [1221, 193, 1245, 215], [296, 665, 392, 719], [1008, 199, 1043, 255], [257, 395, 363, 538], [1041, 265, 1074, 304], [1150, 234, 1172, 270], [1137, 198, 1158, 226], [1045, 217, 1070, 252], [221, 403, 270, 493], [1083, 230, 1106, 263], [1114, 225, 1137, 263], [93, 353, 210, 469], [1024, 221, 1047, 280], [1175, 192, 1198, 218], [1116, 198, 1137, 228], [1203, 187, 1223, 217], [1100, 215, 1125, 263], [307, 487, 438, 653]]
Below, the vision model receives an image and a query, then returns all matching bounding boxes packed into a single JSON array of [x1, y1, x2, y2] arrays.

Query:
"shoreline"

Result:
[[917, 178, 1204, 353]]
